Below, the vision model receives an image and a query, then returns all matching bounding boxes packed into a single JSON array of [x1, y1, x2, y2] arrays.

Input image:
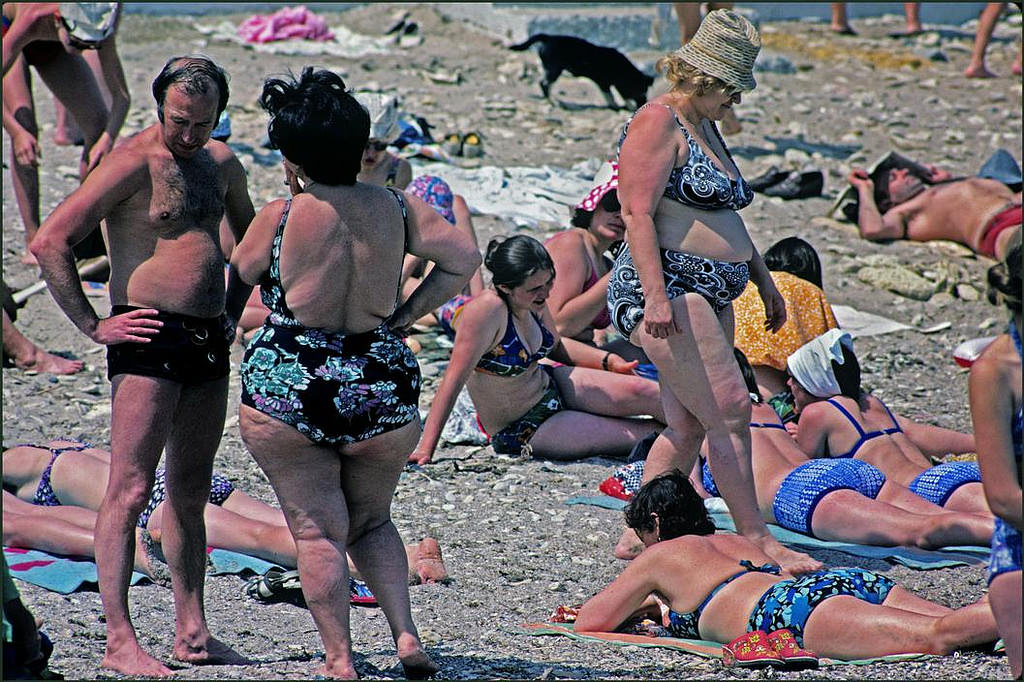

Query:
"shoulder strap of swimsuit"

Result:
[[826, 398, 867, 436], [693, 559, 781, 617], [386, 188, 410, 311], [272, 198, 292, 275], [876, 398, 902, 432]]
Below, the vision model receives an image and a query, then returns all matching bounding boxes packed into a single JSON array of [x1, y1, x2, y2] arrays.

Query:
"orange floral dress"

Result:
[[733, 271, 838, 371]]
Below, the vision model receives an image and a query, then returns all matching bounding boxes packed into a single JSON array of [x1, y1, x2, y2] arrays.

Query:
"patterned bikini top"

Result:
[[261, 189, 409, 328], [475, 309, 556, 377], [618, 103, 753, 211]]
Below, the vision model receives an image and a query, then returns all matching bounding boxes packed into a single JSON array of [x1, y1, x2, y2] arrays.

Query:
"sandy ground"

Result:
[[2, 3, 1022, 679]]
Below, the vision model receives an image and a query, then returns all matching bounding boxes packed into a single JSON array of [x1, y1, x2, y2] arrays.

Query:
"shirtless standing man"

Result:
[[849, 165, 1022, 261], [30, 56, 255, 677]]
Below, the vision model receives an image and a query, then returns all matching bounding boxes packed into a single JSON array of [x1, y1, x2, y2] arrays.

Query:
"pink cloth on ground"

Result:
[[237, 6, 334, 43]]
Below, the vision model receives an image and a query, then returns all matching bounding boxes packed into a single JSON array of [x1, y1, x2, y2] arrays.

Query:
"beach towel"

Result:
[[3, 546, 147, 594], [563, 496, 989, 570], [3, 545, 282, 593], [515, 621, 936, 666], [408, 160, 599, 229]]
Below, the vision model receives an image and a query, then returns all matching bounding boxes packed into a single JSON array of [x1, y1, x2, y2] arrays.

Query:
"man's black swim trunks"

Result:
[[106, 305, 230, 385]]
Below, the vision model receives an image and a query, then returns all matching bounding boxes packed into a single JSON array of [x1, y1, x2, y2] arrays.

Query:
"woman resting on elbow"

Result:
[[788, 330, 988, 515], [575, 470, 998, 661], [968, 245, 1022, 679], [409, 235, 665, 465], [545, 161, 645, 363]]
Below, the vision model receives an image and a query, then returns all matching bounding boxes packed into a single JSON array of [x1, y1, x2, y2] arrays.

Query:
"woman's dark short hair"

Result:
[[624, 470, 716, 540], [152, 56, 230, 121], [733, 348, 762, 402], [833, 344, 861, 399], [986, 243, 1022, 314], [484, 235, 554, 299], [571, 208, 593, 228], [260, 67, 368, 186], [763, 237, 823, 289]]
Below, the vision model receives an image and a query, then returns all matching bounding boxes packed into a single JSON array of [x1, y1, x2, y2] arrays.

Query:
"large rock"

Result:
[[857, 265, 935, 300]]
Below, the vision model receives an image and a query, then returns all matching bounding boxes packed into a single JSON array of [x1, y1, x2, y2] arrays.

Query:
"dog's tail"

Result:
[[509, 34, 547, 51]]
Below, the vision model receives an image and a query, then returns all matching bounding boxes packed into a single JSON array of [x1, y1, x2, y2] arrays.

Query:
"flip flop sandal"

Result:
[[244, 567, 302, 603], [441, 132, 463, 157], [721, 630, 784, 668], [349, 577, 378, 607], [767, 629, 819, 667], [461, 132, 484, 158]]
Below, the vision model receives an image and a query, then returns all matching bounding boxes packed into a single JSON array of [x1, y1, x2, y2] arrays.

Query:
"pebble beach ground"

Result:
[[2, 3, 1021, 679]]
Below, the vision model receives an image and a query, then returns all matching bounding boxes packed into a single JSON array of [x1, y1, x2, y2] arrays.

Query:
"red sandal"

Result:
[[767, 628, 819, 667], [721, 630, 784, 668]]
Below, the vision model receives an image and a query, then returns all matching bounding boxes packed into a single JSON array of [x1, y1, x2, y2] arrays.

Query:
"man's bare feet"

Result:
[[829, 24, 857, 35], [752, 535, 822, 575], [613, 527, 644, 561], [13, 347, 85, 375], [412, 538, 448, 584], [102, 642, 173, 677], [173, 635, 250, 666], [964, 65, 998, 78], [318, 656, 359, 680], [397, 635, 439, 680], [53, 131, 84, 146]]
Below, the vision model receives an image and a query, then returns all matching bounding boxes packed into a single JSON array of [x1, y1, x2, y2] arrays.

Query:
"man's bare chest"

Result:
[[144, 155, 225, 234]]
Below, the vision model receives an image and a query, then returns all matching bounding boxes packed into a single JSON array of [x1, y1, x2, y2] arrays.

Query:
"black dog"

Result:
[[510, 34, 654, 110]]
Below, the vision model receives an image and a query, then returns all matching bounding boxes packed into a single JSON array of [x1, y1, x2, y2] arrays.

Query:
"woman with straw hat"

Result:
[[608, 9, 820, 574]]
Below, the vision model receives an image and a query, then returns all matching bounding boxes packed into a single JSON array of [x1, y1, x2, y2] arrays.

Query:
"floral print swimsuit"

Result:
[[240, 191, 421, 445]]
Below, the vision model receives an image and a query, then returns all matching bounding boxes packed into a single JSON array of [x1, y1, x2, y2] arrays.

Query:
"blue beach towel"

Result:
[[564, 495, 990, 570]]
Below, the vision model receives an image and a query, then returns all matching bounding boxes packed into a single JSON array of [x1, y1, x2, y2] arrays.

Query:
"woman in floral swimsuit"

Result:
[[231, 67, 479, 680]]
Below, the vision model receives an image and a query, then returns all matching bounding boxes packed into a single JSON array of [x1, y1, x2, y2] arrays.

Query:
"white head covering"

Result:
[[354, 92, 401, 143], [786, 329, 853, 398], [58, 3, 120, 46]]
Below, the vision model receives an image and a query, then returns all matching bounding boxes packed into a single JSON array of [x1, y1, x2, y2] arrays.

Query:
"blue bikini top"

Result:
[[475, 309, 556, 377], [825, 398, 902, 459], [618, 103, 753, 211], [667, 560, 781, 639]]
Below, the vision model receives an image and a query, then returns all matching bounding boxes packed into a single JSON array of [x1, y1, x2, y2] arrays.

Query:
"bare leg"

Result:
[[811, 489, 992, 548], [673, 2, 703, 44], [965, 3, 1006, 78], [903, 2, 922, 33], [943, 481, 993, 515], [2, 310, 84, 374], [803, 589, 998, 659], [162, 378, 247, 666], [991, 570, 1023, 677], [527, 411, 661, 460], [3, 57, 41, 265], [97, 375, 177, 677], [338, 421, 438, 678], [53, 49, 108, 145], [830, 3, 856, 34], [635, 294, 820, 574]]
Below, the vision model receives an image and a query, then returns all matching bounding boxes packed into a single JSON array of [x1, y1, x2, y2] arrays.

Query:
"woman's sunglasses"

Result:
[[366, 139, 389, 151], [599, 190, 621, 213]]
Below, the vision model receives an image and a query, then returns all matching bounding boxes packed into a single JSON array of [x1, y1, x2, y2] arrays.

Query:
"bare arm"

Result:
[[792, 404, 832, 458], [618, 105, 682, 339], [219, 152, 256, 323], [1, 4, 61, 77], [896, 415, 975, 457], [390, 191, 481, 334], [546, 232, 610, 338], [546, 302, 635, 374], [2, 73, 40, 168], [849, 170, 912, 241], [969, 339, 1022, 529], [748, 252, 786, 332], [409, 299, 502, 465], [29, 149, 162, 344], [575, 548, 662, 633], [452, 195, 484, 296]]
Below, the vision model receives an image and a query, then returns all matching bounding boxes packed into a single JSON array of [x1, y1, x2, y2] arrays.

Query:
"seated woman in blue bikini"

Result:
[[788, 330, 990, 516], [575, 469, 999, 661], [409, 234, 666, 464]]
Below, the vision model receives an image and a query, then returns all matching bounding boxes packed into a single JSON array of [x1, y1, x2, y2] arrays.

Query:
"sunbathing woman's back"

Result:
[[3, 441, 112, 511]]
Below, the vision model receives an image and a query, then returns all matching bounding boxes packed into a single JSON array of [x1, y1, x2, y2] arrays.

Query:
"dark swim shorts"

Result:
[[106, 305, 231, 385]]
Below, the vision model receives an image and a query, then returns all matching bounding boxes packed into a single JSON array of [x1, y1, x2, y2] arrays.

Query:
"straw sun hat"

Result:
[[674, 9, 761, 92]]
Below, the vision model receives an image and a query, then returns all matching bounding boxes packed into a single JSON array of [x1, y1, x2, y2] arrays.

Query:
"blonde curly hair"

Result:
[[656, 53, 730, 96]]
